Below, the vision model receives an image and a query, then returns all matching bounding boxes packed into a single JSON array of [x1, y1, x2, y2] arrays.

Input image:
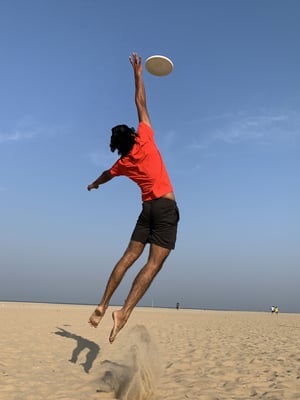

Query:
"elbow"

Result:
[[104, 170, 113, 181]]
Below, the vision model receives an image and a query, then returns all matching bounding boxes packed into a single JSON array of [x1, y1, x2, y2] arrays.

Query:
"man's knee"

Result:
[[148, 244, 171, 267]]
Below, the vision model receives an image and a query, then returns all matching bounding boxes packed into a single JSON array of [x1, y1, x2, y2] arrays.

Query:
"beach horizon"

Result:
[[1, 299, 298, 314]]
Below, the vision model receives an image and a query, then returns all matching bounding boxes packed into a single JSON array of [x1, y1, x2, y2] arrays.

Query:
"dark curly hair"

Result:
[[110, 125, 136, 157]]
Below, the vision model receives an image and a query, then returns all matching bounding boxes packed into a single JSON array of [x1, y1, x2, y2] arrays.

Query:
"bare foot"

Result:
[[88, 305, 106, 328], [109, 309, 128, 343]]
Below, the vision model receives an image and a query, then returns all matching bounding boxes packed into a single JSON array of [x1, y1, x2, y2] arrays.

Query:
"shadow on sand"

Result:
[[54, 327, 100, 373]]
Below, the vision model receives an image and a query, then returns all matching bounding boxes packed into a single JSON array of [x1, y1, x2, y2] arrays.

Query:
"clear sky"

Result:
[[1, 0, 299, 312]]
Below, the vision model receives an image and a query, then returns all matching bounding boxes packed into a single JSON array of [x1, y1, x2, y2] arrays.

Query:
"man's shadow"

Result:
[[54, 327, 100, 373]]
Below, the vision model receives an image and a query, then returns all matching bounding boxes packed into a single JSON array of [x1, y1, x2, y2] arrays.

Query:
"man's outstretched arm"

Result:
[[129, 52, 151, 127], [87, 170, 113, 191]]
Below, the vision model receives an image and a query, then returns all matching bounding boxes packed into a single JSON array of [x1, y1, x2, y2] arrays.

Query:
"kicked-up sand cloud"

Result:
[[96, 324, 161, 400]]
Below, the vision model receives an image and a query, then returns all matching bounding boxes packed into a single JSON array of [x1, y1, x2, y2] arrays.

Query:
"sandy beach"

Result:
[[0, 302, 299, 400]]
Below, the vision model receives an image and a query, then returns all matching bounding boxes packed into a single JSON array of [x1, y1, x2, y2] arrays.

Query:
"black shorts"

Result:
[[131, 198, 180, 250]]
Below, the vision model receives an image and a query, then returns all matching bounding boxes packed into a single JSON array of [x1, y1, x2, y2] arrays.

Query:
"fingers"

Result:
[[129, 52, 142, 66], [87, 184, 98, 191]]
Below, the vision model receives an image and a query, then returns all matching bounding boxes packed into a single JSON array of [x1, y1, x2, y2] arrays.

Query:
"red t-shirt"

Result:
[[109, 122, 173, 201]]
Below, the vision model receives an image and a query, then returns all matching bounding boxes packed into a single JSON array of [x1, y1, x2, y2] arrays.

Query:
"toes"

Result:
[[109, 328, 116, 343]]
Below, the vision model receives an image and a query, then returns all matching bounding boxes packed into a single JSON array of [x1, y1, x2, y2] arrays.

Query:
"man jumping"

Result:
[[87, 52, 179, 343]]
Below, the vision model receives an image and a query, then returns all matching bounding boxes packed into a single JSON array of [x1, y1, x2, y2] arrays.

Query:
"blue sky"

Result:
[[1, 0, 299, 312]]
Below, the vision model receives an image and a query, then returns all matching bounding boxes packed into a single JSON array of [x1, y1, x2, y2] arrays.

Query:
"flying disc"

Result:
[[145, 55, 173, 76]]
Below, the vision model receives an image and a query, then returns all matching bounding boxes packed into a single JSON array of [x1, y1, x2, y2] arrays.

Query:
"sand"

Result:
[[0, 302, 300, 400]]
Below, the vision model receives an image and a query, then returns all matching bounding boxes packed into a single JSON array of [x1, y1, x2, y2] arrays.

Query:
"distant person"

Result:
[[274, 306, 279, 314], [271, 306, 275, 314], [176, 302, 180, 310], [87, 52, 180, 343]]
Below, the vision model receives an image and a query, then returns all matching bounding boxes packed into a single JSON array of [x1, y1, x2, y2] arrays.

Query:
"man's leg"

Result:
[[89, 240, 145, 327], [109, 243, 171, 343]]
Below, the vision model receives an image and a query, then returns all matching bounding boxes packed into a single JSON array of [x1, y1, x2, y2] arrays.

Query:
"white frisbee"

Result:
[[145, 55, 173, 76]]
